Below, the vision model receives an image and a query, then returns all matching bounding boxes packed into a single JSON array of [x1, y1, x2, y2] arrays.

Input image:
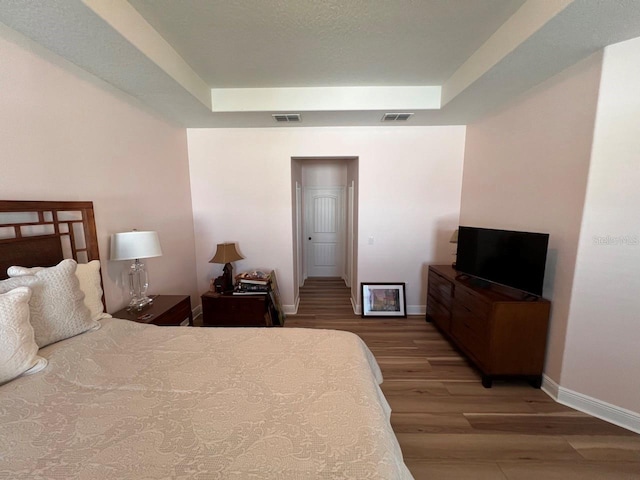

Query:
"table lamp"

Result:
[[110, 230, 163, 309], [209, 242, 244, 293]]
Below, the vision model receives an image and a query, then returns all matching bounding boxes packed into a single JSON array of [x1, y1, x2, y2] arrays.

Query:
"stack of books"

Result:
[[233, 270, 271, 295]]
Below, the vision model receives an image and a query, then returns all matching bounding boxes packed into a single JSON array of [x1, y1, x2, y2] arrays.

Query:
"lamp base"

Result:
[[127, 259, 153, 310], [222, 262, 234, 293], [128, 295, 153, 311]]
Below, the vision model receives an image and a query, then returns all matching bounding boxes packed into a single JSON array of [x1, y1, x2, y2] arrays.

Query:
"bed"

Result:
[[0, 201, 413, 479]]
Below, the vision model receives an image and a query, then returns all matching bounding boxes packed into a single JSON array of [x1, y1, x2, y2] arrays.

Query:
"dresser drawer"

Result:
[[451, 316, 489, 367], [426, 293, 451, 332], [454, 284, 491, 318], [428, 269, 453, 307], [451, 302, 489, 365], [452, 300, 489, 336]]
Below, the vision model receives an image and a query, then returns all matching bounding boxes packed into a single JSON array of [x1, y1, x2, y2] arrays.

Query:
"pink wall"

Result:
[[459, 53, 603, 381], [0, 24, 198, 312], [187, 126, 466, 313], [562, 37, 640, 416]]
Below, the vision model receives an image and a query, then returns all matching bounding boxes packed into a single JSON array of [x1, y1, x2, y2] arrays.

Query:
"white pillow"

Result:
[[75, 260, 111, 322], [8, 260, 112, 322], [5, 259, 98, 347], [0, 287, 47, 385]]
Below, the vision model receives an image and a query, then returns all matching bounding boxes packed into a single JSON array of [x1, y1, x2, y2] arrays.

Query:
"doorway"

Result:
[[291, 157, 359, 309]]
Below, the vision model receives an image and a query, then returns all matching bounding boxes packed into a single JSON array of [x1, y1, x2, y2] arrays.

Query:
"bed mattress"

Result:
[[0, 318, 412, 479]]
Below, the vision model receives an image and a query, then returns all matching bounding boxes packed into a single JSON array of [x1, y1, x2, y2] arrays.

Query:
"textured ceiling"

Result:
[[128, 0, 525, 87], [2, 1, 640, 127]]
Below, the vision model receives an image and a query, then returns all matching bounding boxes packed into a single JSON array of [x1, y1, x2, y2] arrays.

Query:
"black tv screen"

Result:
[[456, 226, 549, 296]]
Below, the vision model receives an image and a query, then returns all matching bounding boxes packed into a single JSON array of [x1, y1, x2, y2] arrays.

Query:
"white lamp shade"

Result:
[[110, 231, 163, 261]]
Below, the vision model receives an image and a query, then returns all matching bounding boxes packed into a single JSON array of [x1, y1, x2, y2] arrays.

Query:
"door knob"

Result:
[[308, 237, 312, 240]]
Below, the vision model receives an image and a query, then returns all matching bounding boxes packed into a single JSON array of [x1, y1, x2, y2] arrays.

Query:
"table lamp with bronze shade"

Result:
[[209, 242, 244, 293]]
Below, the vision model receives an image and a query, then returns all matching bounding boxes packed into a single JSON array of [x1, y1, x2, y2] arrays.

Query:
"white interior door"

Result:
[[305, 187, 345, 277]]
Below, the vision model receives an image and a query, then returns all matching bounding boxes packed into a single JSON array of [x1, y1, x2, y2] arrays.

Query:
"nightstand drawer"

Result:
[[201, 293, 272, 327], [111, 295, 193, 326], [155, 299, 192, 326]]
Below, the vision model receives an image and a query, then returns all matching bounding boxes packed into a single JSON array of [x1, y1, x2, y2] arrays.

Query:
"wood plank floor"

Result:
[[287, 277, 640, 480]]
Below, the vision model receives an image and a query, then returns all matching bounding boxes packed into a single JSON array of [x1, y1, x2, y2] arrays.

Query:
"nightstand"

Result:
[[111, 295, 193, 326], [201, 292, 276, 327]]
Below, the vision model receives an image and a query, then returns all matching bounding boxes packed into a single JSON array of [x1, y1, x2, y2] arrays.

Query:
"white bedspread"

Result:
[[0, 318, 413, 479]]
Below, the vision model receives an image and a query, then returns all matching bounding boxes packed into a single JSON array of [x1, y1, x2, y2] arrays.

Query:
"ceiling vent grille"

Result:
[[272, 113, 301, 123], [382, 113, 414, 122]]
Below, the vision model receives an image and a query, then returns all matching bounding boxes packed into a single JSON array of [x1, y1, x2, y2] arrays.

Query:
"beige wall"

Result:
[[0, 24, 198, 312], [459, 53, 603, 381], [562, 37, 640, 415], [187, 126, 466, 313]]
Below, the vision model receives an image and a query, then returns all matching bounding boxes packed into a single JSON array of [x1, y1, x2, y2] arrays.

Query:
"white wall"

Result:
[[290, 159, 303, 304], [187, 126, 466, 313], [0, 23, 198, 312], [562, 36, 640, 415], [459, 53, 602, 381], [346, 159, 360, 305]]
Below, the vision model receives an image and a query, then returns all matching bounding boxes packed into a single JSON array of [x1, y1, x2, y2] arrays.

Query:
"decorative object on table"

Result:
[[233, 270, 271, 295], [110, 230, 162, 310], [209, 242, 244, 293], [233, 283, 270, 295], [235, 270, 271, 285], [361, 282, 407, 318], [450, 228, 459, 268]]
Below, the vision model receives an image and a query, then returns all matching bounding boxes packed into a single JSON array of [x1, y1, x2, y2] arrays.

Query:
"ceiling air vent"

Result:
[[382, 113, 414, 122], [272, 113, 301, 123]]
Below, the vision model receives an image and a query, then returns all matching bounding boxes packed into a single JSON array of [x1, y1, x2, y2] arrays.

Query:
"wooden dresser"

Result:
[[426, 265, 550, 388]]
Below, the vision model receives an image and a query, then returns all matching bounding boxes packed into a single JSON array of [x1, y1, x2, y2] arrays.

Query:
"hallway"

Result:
[[294, 277, 354, 318]]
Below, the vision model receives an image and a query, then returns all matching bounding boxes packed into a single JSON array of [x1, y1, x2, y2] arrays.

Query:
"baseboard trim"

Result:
[[192, 304, 202, 318], [351, 297, 360, 315], [284, 297, 299, 315], [407, 305, 425, 315], [541, 374, 560, 399], [542, 374, 640, 434]]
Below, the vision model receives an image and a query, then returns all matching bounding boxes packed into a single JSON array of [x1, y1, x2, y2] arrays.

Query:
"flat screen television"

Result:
[[455, 226, 549, 297]]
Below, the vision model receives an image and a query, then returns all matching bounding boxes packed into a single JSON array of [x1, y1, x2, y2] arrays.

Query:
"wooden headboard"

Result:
[[0, 201, 100, 280]]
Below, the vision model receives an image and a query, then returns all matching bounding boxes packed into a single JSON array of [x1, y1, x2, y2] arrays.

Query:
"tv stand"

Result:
[[468, 277, 491, 289], [426, 265, 551, 388]]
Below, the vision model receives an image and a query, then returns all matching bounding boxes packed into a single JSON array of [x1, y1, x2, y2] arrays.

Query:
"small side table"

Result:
[[111, 295, 193, 326]]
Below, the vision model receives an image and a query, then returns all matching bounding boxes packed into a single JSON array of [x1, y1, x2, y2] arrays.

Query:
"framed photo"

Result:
[[361, 283, 407, 318]]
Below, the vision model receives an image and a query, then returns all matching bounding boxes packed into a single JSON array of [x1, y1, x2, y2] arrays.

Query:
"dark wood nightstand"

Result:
[[111, 295, 193, 326], [201, 291, 277, 327]]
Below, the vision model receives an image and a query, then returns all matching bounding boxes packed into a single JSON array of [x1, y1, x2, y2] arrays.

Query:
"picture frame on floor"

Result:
[[361, 282, 407, 318]]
